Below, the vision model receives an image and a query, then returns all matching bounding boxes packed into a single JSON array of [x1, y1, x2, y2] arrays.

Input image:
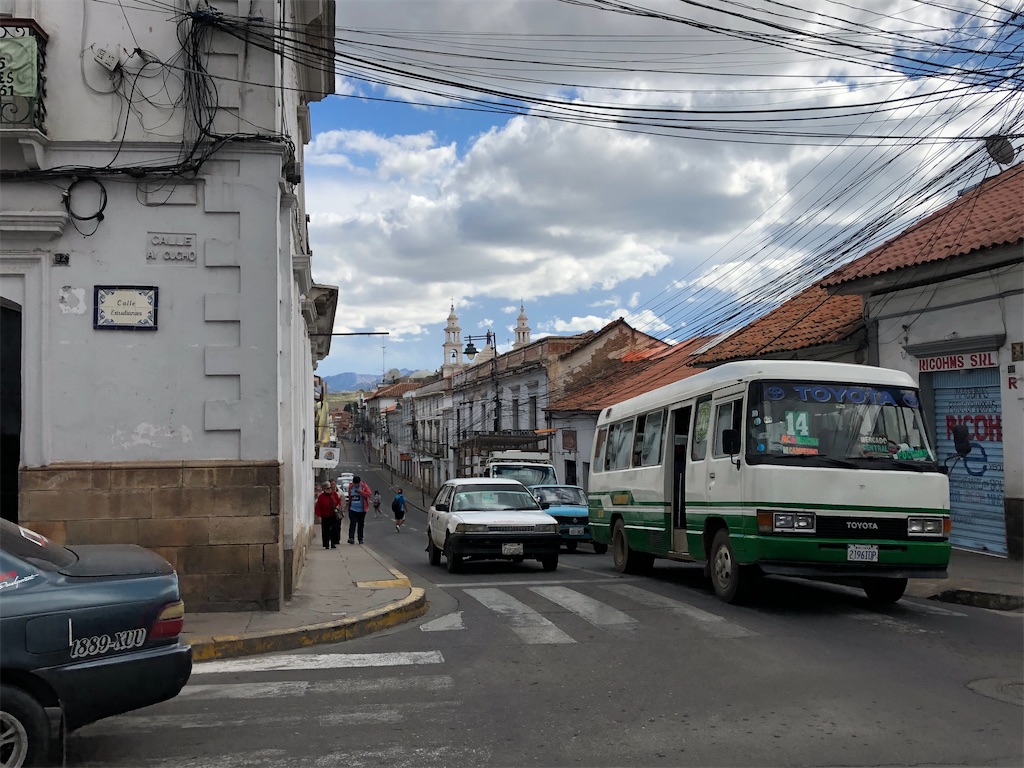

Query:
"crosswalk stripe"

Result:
[[529, 586, 638, 630], [180, 675, 455, 700], [81, 744, 494, 768], [420, 612, 466, 632], [464, 588, 576, 644], [192, 651, 444, 675], [899, 600, 967, 617], [599, 583, 757, 639], [80, 701, 459, 733]]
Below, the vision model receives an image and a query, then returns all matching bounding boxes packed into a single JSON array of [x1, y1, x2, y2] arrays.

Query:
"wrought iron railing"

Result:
[[0, 19, 47, 133]]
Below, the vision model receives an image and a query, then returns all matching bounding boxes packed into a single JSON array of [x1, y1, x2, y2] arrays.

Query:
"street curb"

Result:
[[189, 587, 428, 662], [931, 589, 1024, 612]]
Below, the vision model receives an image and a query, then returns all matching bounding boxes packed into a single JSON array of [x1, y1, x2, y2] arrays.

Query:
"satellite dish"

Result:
[[386, 367, 401, 381], [985, 136, 1016, 166]]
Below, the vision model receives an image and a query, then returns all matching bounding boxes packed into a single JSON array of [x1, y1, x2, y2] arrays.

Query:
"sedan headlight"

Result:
[[455, 523, 489, 533], [535, 523, 559, 533]]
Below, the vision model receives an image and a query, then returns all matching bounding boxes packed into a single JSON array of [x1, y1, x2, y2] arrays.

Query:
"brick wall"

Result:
[[19, 460, 283, 611]]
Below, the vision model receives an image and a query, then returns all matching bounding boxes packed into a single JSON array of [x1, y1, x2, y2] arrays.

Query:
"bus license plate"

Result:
[[569, 526, 585, 536], [847, 544, 879, 562], [502, 543, 524, 556]]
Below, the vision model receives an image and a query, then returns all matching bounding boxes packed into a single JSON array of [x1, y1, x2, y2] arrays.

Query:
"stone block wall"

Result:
[[19, 460, 283, 611]]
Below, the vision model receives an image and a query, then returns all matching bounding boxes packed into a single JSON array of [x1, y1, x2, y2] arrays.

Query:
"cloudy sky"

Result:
[[303, 0, 1021, 379]]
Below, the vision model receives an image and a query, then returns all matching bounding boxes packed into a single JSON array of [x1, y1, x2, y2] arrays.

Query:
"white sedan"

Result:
[[426, 478, 562, 573]]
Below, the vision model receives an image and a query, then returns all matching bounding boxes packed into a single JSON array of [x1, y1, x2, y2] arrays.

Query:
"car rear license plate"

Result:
[[847, 544, 878, 562], [502, 543, 524, 556], [569, 526, 585, 536]]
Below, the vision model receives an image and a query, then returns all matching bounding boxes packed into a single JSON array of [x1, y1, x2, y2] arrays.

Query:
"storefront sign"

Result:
[[93, 286, 158, 330], [917, 352, 998, 372]]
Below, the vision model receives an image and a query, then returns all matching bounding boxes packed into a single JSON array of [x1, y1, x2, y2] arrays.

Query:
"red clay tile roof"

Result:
[[548, 340, 706, 413], [691, 281, 863, 366], [824, 164, 1023, 287], [366, 382, 421, 401]]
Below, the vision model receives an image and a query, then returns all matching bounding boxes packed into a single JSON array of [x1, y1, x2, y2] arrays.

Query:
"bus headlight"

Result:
[[793, 513, 815, 531], [758, 510, 815, 533], [908, 517, 945, 536]]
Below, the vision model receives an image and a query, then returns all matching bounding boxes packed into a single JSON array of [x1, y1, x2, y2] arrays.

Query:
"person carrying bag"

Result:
[[346, 476, 372, 545]]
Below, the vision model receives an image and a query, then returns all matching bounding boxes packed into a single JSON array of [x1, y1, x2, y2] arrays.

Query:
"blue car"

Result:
[[529, 485, 608, 554], [0, 519, 192, 766]]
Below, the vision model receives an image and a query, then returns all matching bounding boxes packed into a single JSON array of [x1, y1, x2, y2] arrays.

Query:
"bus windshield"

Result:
[[491, 464, 557, 486], [746, 380, 939, 471]]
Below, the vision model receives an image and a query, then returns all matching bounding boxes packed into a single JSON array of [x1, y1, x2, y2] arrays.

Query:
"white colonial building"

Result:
[[0, 0, 338, 608]]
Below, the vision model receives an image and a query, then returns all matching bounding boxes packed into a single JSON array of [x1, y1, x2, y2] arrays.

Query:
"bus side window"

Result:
[[713, 400, 743, 456], [636, 409, 666, 467], [691, 396, 712, 461], [593, 428, 608, 472], [606, 420, 634, 471]]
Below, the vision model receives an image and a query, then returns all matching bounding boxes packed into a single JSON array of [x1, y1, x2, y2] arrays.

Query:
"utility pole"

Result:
[[492, 357, 500, 433]]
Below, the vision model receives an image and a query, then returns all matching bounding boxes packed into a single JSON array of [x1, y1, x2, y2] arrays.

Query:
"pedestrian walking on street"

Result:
[[346, 475, 372, 544], [372, 490, 382, 516], [392, 488, 407, 532], [315, 482, 340, 549]]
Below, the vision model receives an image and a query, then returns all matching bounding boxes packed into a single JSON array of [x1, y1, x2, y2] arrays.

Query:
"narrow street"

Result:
[[65, 447, 1024, 767]]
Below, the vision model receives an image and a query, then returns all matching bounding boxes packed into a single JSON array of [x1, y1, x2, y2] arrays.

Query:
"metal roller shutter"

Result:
[[932, 368, 1006, 554]]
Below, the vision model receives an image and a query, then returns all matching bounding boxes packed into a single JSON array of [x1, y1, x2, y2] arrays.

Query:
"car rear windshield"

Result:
[[0, 519, 77, 568]]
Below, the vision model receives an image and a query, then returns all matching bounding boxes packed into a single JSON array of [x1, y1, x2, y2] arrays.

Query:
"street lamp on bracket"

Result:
[[461, 330, 500, 432], [462, 330, 494, 361]]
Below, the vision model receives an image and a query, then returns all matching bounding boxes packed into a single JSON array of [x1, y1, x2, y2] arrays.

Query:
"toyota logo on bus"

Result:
[[847, 521, 879, 530]]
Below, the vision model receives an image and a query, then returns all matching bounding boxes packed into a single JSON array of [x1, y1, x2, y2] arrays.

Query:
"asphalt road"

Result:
[[66, 455, 1024, 767]]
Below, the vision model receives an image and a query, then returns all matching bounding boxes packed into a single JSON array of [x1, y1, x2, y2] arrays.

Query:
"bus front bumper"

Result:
[[730, 534, 951, 578], [758, 562, 948, 579]]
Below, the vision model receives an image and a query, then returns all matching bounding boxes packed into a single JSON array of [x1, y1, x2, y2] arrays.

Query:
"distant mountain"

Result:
[[322, 371, 411, 392]]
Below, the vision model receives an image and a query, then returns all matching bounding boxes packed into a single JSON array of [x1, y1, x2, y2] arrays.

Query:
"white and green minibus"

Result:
[[588, 360, 962, 604]]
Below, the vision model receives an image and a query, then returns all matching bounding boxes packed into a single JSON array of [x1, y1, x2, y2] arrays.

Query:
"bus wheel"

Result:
[[862, 577, 907, 604], [612, 519, 652, 574], [709, 529, 751, 604]]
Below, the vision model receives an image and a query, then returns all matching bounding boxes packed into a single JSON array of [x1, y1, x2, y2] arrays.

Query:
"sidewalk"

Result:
[[182, 542, 426, 662], [181, 545, 1021, 662], [906, 547, 1024, 611]]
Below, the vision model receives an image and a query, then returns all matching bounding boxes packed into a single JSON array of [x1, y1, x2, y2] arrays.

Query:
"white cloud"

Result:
[[306, 0, 1013, 374]]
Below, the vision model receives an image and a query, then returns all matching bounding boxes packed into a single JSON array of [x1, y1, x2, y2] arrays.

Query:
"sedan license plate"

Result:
[[501, 543, 524, 556], [568, 526, 585, 536], [847, 544, 879, 562]]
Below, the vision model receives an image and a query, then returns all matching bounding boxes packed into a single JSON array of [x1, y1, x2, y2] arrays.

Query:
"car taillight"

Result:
[[151, 600, 185, 639]]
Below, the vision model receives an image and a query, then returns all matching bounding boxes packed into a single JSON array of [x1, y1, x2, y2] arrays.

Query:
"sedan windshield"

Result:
[[452, 489, 541, 512], [747, 380, 939, 471], [532, 487, 588, 506]]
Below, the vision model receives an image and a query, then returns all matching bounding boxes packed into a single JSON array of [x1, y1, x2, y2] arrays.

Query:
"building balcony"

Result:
[[1, 18, 48, 170]]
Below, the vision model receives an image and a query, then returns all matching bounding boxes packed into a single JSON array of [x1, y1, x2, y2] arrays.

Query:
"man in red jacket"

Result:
[[315, 482, 340, 549]]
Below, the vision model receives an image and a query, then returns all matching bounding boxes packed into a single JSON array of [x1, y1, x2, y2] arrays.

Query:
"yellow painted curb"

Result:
[[190, 587, 427, 662]]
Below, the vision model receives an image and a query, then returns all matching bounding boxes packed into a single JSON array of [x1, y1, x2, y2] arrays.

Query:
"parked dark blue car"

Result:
[[529, 485, 608, 554], [0, 519, 192, 767]]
